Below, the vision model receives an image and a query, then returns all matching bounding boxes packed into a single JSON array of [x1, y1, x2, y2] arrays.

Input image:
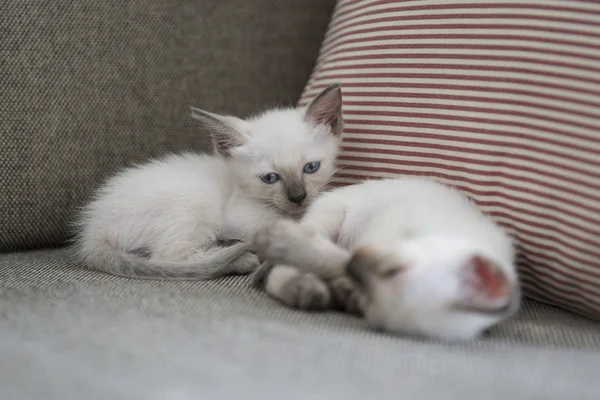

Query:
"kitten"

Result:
[[73, 84, 343, 279], [253, 178, 521, 341]]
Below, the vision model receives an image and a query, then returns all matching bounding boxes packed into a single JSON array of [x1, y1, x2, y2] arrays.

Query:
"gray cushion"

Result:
[[0, 0, 336, 252], [2, 249, 600, 399]]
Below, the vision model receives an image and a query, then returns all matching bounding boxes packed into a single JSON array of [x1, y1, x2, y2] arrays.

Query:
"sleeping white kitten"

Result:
[[253, 178, 521, 341], [74, 84, 343, 279]]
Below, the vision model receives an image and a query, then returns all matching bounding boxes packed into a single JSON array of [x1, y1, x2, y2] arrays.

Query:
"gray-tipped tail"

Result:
[[77, 242, 254, 280]]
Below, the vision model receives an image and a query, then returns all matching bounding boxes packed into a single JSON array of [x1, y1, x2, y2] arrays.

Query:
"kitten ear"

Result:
[[457, 255, 512, 312], [191, 107, 250, 156], [304, 83, 343, 136]]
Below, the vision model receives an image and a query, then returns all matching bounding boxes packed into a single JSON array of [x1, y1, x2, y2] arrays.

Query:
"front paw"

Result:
[[280, 273, 332, 311], [253, 219, 307, 264], [330, 276, 366, 316]]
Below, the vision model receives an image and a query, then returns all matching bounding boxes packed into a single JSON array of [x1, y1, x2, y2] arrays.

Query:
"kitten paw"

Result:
[[254, 219, 310, 265], [231, 252, 260, 275], [330, 276, 366, 316], [280, 273, 332, 311], [251, 262, 274, 288]]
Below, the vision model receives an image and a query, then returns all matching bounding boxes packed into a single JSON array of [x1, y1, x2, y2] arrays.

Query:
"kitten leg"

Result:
[[251, 261, 275, 288], [254, 219, 350, 281], [263, 265, 332, 311], [329, 276, 367, 316], [253, 197, 349, 311], [261, 194, 350, 278]]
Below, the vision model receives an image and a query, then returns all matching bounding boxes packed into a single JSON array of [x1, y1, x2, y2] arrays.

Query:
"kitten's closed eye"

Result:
[[303, 161, 321, 174], [260, 173, 280, 184]]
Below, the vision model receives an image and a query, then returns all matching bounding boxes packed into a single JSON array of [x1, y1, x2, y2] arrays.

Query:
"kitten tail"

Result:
[[74, 240, 253, 280]]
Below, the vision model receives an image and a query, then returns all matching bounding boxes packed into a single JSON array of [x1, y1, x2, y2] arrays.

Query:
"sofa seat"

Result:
[[2, 249, 600, 399]]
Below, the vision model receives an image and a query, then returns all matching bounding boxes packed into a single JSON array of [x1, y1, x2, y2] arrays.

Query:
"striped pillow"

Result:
[[299, 0, 600, 318]]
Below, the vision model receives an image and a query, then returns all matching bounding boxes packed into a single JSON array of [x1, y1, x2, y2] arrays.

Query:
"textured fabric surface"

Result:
[[1, 249, 600, 400], [299, 0, 600, 318], [0, 0, 336, 252]]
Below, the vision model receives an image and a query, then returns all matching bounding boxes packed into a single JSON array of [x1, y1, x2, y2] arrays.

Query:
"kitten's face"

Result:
[[192, 84, 343, 216], [228, 110, 340, 216], [347, 236, 520, 341]]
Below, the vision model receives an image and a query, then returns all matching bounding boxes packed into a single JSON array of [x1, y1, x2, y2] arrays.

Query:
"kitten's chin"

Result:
[[284, 205, 307, 217], [274, 203, 307, 218]]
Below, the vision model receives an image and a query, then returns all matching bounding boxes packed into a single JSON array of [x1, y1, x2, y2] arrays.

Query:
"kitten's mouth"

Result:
[[287, 207, 306, 217], [269, 201, 306, 217], [285, 202, 308, 215]]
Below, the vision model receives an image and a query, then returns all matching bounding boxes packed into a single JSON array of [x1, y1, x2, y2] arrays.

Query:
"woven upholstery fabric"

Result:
[[299, 0, 600, 318], [1, 249, 600, 399], [0, 0, 336, 252]]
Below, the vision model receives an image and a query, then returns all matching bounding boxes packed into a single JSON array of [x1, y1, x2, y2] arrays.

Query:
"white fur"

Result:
[[256, 178, 520, 341], [74, 84, 343, 279]]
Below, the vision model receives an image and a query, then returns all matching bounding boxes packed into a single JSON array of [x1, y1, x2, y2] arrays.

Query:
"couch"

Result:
[[2, 1, 599, 399]]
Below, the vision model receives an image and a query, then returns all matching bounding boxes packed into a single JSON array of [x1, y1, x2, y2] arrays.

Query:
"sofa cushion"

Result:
[[1, 248, 600, 399], [0, 0, 336, 252], [299, 0, 600, 318]]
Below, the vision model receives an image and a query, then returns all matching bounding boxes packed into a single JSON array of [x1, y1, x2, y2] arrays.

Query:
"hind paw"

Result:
[[330, 276, 366, 316], [231, 252, 260, 275], [280, 273, 332, 311]]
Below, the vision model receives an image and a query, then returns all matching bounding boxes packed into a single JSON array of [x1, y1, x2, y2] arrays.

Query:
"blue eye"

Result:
[[260, 173, 280, 184], [303, 161, 321, 174]]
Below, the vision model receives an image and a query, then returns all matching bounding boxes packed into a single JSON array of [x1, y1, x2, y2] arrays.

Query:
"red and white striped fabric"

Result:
[[299, 0, 600, 318]]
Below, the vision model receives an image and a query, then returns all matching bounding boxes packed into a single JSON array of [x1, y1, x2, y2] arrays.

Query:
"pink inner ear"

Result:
[[471, 255, 509, 300]]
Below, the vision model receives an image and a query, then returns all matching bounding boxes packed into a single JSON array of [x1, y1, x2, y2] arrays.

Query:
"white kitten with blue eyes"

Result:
[[253, 178, 521, 341], [74, 84, 343, 279]]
